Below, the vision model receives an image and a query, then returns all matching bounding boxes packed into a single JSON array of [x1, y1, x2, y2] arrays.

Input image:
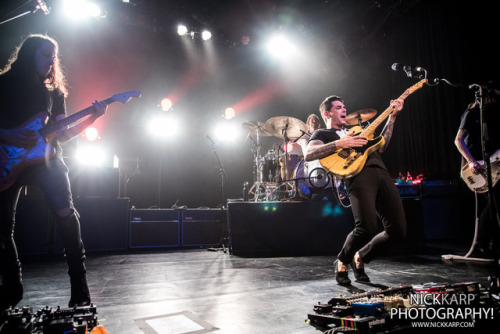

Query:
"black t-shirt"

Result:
[[459, 103, 500, 161], [310, 127, 387, 170], [0, 73, 66, 154], [0, 73, 66, 128]]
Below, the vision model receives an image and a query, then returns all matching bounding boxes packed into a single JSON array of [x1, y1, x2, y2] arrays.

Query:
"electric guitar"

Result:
[[0, 90, 141, 191], [460, 149, 500, 193], [319, 79, 427, 178]]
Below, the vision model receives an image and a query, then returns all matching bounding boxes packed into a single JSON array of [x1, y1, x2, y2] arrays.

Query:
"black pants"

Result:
[[0, 158, 87, 307], [337, 166, 407, 264]]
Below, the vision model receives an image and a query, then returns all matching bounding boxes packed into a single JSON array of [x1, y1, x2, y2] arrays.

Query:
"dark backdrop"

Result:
[[1, 0, 498, 208]]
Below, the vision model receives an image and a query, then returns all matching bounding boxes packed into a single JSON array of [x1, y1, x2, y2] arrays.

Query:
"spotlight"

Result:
[[266, 34, 297, 58], [213, 122, 240, 144], [62, 0, 104, 20], [177, 25, 188, 36], [75, 145, 106, 166], [201, 30, 212, 41], [160, 97, 173, 111], [83, 126, 99, 141], [223, 107, 235, 120], [148, 113, 181, 138]]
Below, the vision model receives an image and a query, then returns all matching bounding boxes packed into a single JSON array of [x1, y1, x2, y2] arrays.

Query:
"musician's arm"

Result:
[[305, 139, 336, 161], [305, 134, 368, 161], [455, 128, 481, 173], [56, 101, 107, 142], [379, 99, 404, 152]]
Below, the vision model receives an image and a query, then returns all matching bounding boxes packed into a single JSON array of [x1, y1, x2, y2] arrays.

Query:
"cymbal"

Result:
[[345, 109, 377, 126], [241, 121, 271, 136], [265, 116, 308, 140]]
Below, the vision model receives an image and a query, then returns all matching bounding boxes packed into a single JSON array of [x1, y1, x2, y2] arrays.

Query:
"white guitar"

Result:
[[0, 90, 141, 191], [460, 149, 500, 193]]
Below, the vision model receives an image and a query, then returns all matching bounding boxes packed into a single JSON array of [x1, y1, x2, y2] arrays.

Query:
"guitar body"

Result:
[[460, 149, 500, 193], [320, 132, 385, 178], [0, 112, 56, 191]]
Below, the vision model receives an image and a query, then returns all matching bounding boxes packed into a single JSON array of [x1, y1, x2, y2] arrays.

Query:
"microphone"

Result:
[[206, 134, 217, 146], [36, 0, 50, 15], [391, 63, 425, 78], [469, 83, 500, 96]]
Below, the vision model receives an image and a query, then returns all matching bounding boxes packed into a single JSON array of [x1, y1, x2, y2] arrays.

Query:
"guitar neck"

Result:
[[361, 79, 426, 137], [39, 97, 114, 137]]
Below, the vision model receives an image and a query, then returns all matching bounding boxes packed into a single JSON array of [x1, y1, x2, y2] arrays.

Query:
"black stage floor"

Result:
[[11, 241, 499, 334]]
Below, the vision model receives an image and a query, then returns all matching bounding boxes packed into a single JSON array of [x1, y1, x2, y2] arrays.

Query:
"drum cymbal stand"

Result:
[[254, 128, 266, 201]]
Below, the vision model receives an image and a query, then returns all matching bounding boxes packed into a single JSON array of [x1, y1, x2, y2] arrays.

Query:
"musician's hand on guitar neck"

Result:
[[338, 130, 367, 148], [91, 100, 108, 120], [1, 127, 38, 149], [389, 99, 404, 121]]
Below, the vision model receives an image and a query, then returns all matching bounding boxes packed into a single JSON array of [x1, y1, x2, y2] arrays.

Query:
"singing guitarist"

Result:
[[305, 95, 406, 285], [0, 34, 107, 310], [455, 92, 500, 259]]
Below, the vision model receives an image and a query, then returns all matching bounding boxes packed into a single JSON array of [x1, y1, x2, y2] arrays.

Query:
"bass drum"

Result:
[[293, 160, 331, 199]]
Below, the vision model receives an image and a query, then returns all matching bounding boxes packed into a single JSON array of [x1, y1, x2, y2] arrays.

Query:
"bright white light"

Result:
[[148, 113, 181, 138], [201, 30, 212, 41], [75, 146, 106, 166], [84, 126, 99, 141], [223, 107, 235, 120], [62, 0, 103, 20], [266, 34, 297, 58], [213, 122, 240, 144], [177, 25, 188, 36]]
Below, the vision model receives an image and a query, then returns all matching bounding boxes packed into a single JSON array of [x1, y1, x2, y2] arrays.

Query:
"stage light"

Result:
[[62, 0, 104, 20], [84, 126, 99, 141], [148, 113, 181, 138], [266, 34, 297, 58], [177, 25, 188, 36], [223, 107, 235, 120], [75, 145, 106, 166], [160, 97, 173, 111], [213, 122, 241, 144], [201, 30, 212, 41]]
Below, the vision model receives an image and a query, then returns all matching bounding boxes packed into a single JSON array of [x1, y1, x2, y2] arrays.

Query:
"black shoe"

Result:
[[68, 275, 91, 308], [333, 260, 351, 285], [0, 281, 23, 310], [351, 260, 370, 282]]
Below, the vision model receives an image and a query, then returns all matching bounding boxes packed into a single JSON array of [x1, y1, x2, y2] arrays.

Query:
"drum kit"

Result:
[[242, 109, 377, 202]]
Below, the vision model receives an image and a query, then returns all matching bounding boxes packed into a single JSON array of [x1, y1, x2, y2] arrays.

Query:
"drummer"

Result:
[[297, 114, 322, 155]]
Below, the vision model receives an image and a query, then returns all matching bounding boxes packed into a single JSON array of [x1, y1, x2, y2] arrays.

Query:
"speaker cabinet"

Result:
[[53, 197, 130, 253], [70, 166, 120, 198], [129, 209, 180, 248], [181, 209, 225, 247]]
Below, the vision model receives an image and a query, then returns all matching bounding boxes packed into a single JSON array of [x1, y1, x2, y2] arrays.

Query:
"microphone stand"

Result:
[[475, 86, 500, 269], [0, 1, 45, 25], [441, 84, 500, 278], [207, 139, 229, 253]]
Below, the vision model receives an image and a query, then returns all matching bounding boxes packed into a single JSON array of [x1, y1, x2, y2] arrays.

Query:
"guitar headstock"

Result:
[[111, 90, 141, 104], [407, 79, 427, 94]]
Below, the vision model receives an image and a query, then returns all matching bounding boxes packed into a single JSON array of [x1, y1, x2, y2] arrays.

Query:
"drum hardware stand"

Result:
[[206, 136, 229, 253]]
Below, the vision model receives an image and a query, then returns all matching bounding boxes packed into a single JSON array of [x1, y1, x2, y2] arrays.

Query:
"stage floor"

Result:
[[14, 242, 498, 334]]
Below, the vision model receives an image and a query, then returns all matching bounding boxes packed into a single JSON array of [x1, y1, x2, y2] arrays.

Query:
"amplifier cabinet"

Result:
[[129, 209, 180, 248], [181, 209, 225, 247]]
